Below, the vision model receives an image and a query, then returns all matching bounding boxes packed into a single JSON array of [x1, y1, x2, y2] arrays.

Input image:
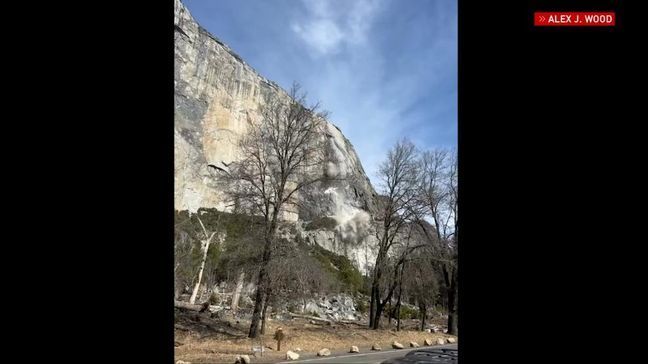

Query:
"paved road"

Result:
[[276, 344, 458, 364]]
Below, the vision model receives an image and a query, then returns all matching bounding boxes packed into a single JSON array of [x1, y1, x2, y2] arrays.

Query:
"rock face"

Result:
[[174, 0, 378, 270], [301, 294, 360, 321]]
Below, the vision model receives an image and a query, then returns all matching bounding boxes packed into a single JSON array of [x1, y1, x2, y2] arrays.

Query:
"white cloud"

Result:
[[291, 0, 383, 56], [291, 19, 344, 55], [347, 0, 381, 44]]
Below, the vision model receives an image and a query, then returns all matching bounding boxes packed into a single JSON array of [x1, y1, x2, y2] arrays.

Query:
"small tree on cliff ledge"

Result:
[[216, 83, 328, 338]]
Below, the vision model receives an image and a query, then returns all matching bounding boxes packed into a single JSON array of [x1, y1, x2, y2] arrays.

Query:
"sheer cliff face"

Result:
[[174, 0, 378, 267]]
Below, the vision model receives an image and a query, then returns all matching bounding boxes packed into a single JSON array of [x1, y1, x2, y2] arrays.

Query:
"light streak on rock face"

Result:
[[324, 187, 371, 245]]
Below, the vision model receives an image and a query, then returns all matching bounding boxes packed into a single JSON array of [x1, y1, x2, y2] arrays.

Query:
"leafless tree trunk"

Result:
[[419, 302, 427, 331], [260, 288, 272, 334], [396, 261, 405, 331], [214, 83, 328, 338], [369, 139, 421, 329], [447, 152, 458, 336], [418, 149, 458, 336], [288, 313, 332, 323], [447, 266, 458, 335], [189, 216, 217, 304], [369, 288, 376, 328], [249, 238, 273, 337], [174, 300, 204, 311], [231, 270, 245, 313]]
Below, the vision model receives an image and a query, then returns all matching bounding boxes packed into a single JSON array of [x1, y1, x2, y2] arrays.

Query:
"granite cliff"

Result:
[[174, 0, 378, 270]]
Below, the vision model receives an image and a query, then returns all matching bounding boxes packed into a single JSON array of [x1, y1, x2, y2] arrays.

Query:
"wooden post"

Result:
[[274, 327, 284, 352]]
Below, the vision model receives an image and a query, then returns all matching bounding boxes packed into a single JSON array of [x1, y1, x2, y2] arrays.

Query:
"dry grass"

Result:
[[175, 316, 456, 364]]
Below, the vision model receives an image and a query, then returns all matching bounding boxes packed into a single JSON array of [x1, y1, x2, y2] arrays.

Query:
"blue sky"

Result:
[[183, 0, 457, 184]]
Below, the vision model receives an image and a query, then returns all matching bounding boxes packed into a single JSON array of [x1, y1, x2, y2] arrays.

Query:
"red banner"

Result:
[[534, 12, 615, 27]]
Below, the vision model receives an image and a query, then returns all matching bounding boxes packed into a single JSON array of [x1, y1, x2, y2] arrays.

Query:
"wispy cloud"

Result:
[[291, 20, 343, 55], [291, 0, 383, 56]]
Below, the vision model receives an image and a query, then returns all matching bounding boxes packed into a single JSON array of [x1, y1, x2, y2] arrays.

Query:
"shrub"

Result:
[[355, 299, 368, 314], [209, 292, 219, 305], [311, 245, 363, 292], [398, 305, 419, 319]]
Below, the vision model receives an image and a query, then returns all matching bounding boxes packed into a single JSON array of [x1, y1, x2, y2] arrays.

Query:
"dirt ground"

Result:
[[174, 309, 456, 364]]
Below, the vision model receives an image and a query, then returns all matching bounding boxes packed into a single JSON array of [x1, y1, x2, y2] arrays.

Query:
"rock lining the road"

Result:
[[234, 354, 251, 364], [286, 351, 300, 360]]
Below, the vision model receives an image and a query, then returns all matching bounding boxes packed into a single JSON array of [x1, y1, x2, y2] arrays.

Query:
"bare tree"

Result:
[[401, 246, 440, 331], [189, 216, 219, 304], [175, 212, 220, 302], [245, 232, 336, 333], [417, 149, 458, 335], [216, 83, 329, 338], [446, 150, 458, 335], [230, 270, 246, 313], [369, 139, 421, 329]]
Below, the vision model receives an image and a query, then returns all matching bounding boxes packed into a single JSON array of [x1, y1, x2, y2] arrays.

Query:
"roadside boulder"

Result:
[[349, 346, 359, 353], [286, 351, 300, 361], [436, 338, 446, 345], [317, 348, 331, 357], [447, 338, 456, 344], [410, 342, 419, 348], [372, 344, 382, 351], [424, 338, 433, 346], [234, 355, 251, 364], [392, 341, 404, 349]]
